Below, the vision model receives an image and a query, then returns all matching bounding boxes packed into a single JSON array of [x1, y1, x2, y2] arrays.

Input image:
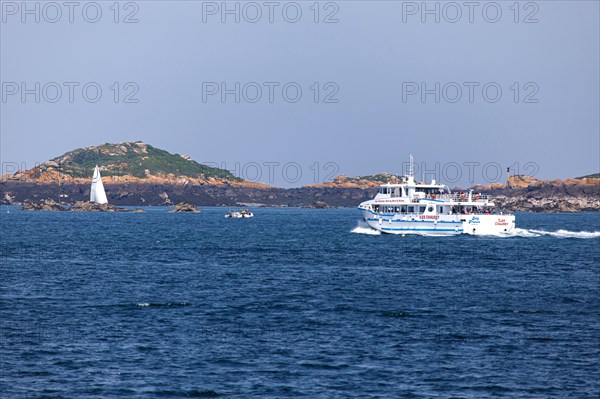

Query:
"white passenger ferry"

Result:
[[358, 156, 515, 235]]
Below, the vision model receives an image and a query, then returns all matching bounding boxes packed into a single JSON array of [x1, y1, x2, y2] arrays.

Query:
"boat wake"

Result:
[[504, 228, 600, 239], [350, 222, 599, 239], [350, 221, 381, 235], [477, 228, 600, 239]]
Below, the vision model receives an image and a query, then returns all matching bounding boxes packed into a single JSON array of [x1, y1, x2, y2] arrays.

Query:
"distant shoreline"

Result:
[[2, 180, 598, 213]]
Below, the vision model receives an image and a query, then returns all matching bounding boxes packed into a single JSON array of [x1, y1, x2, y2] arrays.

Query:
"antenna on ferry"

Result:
[[407, 154, 416, 185]]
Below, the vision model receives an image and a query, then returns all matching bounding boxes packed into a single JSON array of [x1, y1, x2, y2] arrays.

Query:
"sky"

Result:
[[1, 0, 599, 187]]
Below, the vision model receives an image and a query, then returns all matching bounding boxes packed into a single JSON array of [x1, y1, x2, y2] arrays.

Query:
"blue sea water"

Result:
[[1, 206, 599, 398]]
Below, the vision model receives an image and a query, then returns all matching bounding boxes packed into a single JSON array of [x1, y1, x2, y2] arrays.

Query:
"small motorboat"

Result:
[[225, 209, 254, 218]]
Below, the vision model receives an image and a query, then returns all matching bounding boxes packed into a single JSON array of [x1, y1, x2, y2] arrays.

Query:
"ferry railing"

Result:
[[418, 193, 492, 202], [371, 210, 510, 217]]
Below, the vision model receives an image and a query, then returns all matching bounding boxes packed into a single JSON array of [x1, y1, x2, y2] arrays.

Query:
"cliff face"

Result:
[[0, 180, 376, 208], [471, 175, 600, 212]]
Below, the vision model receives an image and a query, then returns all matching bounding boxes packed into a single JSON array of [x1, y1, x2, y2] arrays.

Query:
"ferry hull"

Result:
[[362, 210, 515, 235]]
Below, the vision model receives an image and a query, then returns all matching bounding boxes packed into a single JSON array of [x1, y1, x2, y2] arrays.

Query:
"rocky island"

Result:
[[2, 142, 598, 213], [21, 199, 67, 211], [21, 199, 143, 212]]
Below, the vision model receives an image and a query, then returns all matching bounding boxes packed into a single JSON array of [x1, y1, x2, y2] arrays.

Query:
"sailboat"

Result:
[[90, 165, 108, 204]]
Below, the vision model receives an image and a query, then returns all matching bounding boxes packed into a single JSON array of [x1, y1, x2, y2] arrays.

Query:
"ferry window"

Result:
[[420, 206, 426, 213], [408, 206, 414, 213], [401, 206, 407, 213], [427, 206, 433, 212]]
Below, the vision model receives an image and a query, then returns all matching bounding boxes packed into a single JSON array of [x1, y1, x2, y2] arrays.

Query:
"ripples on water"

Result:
[[1, 207, 599, 398]]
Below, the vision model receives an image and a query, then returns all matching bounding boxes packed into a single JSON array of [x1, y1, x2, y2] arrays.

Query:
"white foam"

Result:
[[492, 228, 600, 239], [503, 228, 542, 238], [351, 221, 381, 235], [137, 303, 150, 307], [529, 229, 600, 239], [417, 232, 455, 237], [350, 223, 599, 239]]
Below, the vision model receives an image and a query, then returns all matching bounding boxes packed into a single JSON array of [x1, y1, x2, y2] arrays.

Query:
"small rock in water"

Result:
[[308, 200, 329, 209], [69, 201, 137, 212], [169, 201, 201, 213]]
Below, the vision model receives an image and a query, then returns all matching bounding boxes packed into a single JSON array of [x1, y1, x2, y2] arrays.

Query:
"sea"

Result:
[[1, 206, 599, 398]]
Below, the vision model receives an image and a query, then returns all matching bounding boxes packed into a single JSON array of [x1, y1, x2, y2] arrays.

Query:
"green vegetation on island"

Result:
[[44, 141, 241, 181], [351, 173, 404, 183], [576, 173, 600, 179]]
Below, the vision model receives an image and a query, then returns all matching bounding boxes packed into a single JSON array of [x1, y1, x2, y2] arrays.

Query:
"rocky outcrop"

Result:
[[22, 199, 66, 211], [169, 202, 201, 213], [494, 195, 600, 213], [69, 201, 140, 212], [308, 200, 329, 209], [21, 199, 144, 212], [473, 175, 600, 212]]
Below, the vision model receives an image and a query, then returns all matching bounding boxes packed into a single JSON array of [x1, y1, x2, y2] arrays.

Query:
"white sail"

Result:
[[90, 165, 108, 204]]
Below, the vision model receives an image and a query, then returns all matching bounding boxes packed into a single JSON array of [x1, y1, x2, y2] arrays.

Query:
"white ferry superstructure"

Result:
[[358, 156, 515, 235]]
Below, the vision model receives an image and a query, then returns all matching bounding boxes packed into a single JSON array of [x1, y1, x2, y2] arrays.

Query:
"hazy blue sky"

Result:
[[1, 1, 598, 187]]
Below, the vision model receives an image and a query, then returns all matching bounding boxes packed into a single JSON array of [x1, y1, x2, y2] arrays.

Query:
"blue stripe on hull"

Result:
[[366, 218, 461, 224], [380, 227, 464, 232]]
